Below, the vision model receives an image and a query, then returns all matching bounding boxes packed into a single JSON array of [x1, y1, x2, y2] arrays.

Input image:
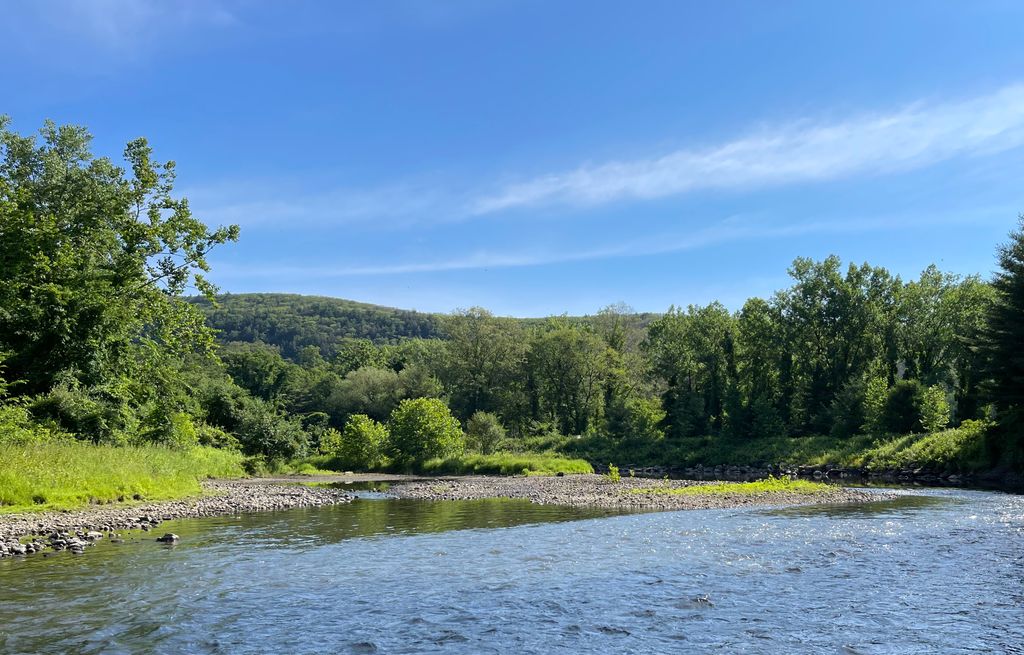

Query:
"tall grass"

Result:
[[0, 442, 245, 512]]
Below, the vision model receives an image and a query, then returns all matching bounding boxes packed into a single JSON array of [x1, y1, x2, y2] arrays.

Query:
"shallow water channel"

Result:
[[1, 486, 1022, 654]]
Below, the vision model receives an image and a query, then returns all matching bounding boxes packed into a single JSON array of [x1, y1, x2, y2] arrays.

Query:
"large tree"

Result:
[[0, 117, 238, 399]]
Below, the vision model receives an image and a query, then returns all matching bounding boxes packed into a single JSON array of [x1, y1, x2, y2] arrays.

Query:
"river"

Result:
[[1, 486, 1021, 654]]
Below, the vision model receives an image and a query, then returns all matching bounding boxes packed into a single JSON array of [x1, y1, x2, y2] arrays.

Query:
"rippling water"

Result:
[[1, 487, 1022, 654]]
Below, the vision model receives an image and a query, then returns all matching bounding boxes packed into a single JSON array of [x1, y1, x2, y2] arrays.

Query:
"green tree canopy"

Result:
[[0, 117, 238, 398]]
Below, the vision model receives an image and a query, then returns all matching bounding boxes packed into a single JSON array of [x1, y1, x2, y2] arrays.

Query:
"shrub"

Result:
[[195, 422, 241, 450], [921, 385, 951, 433], [388, 397, 464, 466], [236, 402, 309, 462], [882, 379, 926, 434], [863, 374, 888, 435], [606, 463, 621, 483], [330, 414, 388, 469], [0, 403, 66, 445], [466, 411, 506, 455], [143, 410, 200, 449]]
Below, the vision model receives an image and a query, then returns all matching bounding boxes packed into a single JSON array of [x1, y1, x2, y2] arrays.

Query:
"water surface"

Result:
[[1, 488, 1022, 654]]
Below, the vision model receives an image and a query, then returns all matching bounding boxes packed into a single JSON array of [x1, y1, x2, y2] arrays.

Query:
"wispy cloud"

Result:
[[214, 209, 1003, 279], [196, 83, 1024, 229], [471, 84, 1024, 214]]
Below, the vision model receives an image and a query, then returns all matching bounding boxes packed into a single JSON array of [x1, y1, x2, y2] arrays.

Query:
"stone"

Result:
[[156, 533, 179, 543]]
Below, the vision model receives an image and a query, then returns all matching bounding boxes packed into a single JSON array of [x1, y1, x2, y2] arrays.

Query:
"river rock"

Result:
[[156, 533, 180, 543]]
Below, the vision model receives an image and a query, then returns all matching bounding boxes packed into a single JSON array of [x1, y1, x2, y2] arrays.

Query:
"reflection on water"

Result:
[[1, 488, 1022, 654], [763, 492, 958, 519]]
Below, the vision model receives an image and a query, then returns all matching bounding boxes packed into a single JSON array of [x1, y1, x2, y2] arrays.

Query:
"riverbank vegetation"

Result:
[[0, 443, 244, 512], [2, 117, 1023, 513]]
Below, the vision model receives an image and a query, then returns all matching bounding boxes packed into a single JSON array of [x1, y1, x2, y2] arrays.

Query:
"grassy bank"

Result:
[[560, 421, 994, 473], [419, 453, 593, 476], [0, 443, 246, 513], [293, 452, 594, 477]]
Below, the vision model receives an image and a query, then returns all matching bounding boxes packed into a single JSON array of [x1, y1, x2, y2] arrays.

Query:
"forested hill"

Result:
[[192, 293, 660, 360], [190, 293, 444, 358]]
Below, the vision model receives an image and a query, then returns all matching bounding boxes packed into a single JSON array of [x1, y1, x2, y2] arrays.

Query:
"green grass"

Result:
[[630, 476, 829, 496], [419, 452, 593, 476], [287, 452, 594, 477], [0, 442, 246, 513]]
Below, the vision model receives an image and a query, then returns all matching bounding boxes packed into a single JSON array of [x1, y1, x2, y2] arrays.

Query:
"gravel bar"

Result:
[[0, 480, 353, 559], [389, 474, 893, 510]]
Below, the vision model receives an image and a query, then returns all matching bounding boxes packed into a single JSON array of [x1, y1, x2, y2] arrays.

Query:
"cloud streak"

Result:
[[215, 209, 1000, 280], [471, 84, 1024, 214]]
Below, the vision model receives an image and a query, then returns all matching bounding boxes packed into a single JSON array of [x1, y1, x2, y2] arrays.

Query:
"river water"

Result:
[[1, 486, 1022, 654]]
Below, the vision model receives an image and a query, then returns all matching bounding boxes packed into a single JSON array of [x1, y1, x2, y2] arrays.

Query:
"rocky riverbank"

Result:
[[0, 480, 353, 559], [389, 474, 891, 510]]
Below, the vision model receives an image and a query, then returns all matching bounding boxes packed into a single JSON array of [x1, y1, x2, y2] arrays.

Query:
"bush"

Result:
[[329, 414, 389, 469], [388, 397, 464, 466], [882, 379, 926, 434], [0, 403, 66, 445], [921, 385, 951, 433], [29, 382, 133, 444], [236, 402, 309, 462], [195, 422, 241, 450], [466, 411, 506, 455], [143, 410, 200, 449], [606, 463, 621, 483], [863, 374, 888, 435]]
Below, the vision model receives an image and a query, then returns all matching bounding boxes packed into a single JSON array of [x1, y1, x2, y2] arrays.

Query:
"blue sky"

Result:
[[4, 1, 1024, 316]]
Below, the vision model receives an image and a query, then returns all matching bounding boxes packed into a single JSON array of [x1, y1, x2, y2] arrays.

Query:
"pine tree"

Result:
[[979, 217, 1024, 450]]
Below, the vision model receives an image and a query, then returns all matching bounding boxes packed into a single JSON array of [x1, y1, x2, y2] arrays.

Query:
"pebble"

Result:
[[390, 474, 894, 510]]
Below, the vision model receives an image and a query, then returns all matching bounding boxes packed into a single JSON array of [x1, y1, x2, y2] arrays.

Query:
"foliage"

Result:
[[328, 414, 389, 469], [466, 411, 506, 455], [0, 443, 244, 512], [882, 380, 926, 434], [978, 217, 1024, 451], [0, 403, 66, 445], [191, 293, 442, 359], [419, 453, 593, 476], [921, 385, 951, 433], [606, 463, 621, 483], [859, 420, 990, 472], [0, 117, 237, 405], [387, 397, 465, 466], [862, 374, 889, 435]]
